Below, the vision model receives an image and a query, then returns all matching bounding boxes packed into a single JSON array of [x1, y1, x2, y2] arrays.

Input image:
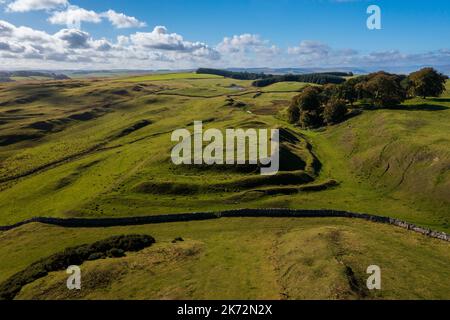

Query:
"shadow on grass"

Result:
[[428, 98, 450, 103], [385, 104, 448, 111]]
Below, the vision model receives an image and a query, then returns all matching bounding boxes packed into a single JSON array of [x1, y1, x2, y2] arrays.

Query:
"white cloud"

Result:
[[217, 34, 278, 55], [287, 40, 361, 66], [7, 0, 68, 12], [0, 17, 449, 70], [101, 10, 146, 29], [0, 20, 15, 35], [215, 34, 279, 67], [91, 38, 112, 52], [7, 1, 146, 30], [129, 26, 219, 59], [0, 20, 221, 69], [288, 40, 330, 56], [48, 5, 101, 27], [48, 6, 146, 29], [54, 28, 90, 48], [218, 34, 266, 53]]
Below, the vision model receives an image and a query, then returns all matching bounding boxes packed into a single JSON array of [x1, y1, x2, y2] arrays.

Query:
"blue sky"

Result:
[[0, 0, 449, 69]]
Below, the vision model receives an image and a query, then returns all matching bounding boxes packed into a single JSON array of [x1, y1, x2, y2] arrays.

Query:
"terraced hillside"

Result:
[[0, 73, 448, 231], [0, 73, 449, 300]]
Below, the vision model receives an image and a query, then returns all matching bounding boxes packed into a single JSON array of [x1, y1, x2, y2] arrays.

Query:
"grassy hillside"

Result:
[[0, 218, 448, 300], [0, 74, 448, 232], [0, 73, 449, 300]]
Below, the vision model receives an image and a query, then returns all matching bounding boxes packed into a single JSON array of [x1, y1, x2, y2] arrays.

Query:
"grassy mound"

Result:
[[0, 234, 155, 300]]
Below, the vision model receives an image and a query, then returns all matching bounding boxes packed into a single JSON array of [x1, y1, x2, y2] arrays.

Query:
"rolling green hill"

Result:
[[1, 218, 449, 300], [0, 73, 449, 300], [0, 74, 448, 230]]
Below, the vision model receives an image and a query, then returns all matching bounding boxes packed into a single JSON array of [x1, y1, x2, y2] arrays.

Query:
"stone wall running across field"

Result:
[[0, 209, 448, 242]]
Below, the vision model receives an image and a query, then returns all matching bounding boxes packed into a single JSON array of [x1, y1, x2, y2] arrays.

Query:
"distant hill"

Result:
[[0, 71, 70, 82]]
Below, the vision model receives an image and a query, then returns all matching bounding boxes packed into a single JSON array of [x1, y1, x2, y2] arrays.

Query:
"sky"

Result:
[[0, 0, 449, 70]]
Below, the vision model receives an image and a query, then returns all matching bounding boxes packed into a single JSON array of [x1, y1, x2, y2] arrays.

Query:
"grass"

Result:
[[260, 81, 312, 92], [0, 73, 449, 300], [0, 218, 447, 300], [121, 72, 223, 82], [0, 75, 448, 232]]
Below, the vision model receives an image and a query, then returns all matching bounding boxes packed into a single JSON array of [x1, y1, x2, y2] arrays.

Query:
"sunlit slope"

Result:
[[0, 218, 448, 300], [0, 74, 448, 232], [307, 85, 450, 230], [0, 74, 321, 224]]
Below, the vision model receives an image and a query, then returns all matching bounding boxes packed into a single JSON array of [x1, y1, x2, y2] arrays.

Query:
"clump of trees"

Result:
[[287, 67, 448, 128], [288, 86, 348, 128], [407, 68, 448, 98], [354, 72, 407, 108], [196, 68, 272, 80]]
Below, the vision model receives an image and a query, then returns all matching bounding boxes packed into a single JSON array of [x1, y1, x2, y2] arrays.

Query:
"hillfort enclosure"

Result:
[[171, 121, 280, 175]]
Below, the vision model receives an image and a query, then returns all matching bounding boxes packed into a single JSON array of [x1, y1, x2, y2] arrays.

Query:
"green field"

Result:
[[1, 218, 449, 300], [0, 73, 449, 300]]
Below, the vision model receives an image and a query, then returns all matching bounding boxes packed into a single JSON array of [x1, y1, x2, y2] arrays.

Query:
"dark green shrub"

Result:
[[172, 237, 185, 243], [88, 252, 106, 261], [107, 248, 125, 258]]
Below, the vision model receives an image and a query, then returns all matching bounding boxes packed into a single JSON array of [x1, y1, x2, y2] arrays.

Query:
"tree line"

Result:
[[196, 68, 351, 86], [196, 68, 272, 80], [287, 68, 448, 128]]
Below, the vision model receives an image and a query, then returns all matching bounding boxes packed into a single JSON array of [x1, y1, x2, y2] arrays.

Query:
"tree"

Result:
[[335, 78, 360, 105], [291, 86, 323, 111], [360, 72, 406, 108], [287, 104, 300, 124], [320, 84, 338, 103], [299, 110, 323, 128], [323, 99, 348, 125], [289, 86, 325, 128], [407, 68, 448, 99]]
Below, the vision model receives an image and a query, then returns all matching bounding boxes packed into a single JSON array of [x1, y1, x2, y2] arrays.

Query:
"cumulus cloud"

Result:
[[129, 26, 220, 59], [218, 34, 266, 53], [131, 26, 194, 51], [215, 34, 279, 67], [287, 40, 361, 66], [91, 38, 112, 52], [0, 20, 15, 35], [48, 5, 101, 27], [101, 10, 146, 29], [7, 0, 68, 12], [54, 28, 90, 48], [0, 19, 221, 68], [48, 6, 146, 29], [217, 34, 278, 55]]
